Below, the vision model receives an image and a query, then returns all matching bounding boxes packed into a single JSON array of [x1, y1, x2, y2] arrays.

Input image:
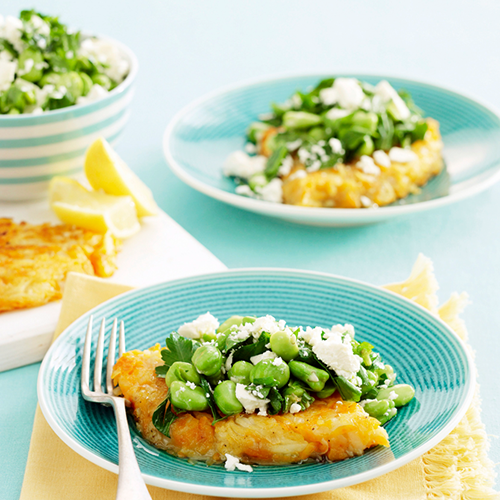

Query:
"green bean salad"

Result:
[[152, 313, 415, 437], [223, 77, 428, 202], [0, 10, 129, 115]]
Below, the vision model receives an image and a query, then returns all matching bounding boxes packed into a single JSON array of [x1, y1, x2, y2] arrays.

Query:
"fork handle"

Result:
[[112, 398, 153, 500]]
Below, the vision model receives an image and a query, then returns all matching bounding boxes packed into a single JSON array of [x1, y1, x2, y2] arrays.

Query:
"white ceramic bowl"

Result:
[[0, 36, 138, 201]]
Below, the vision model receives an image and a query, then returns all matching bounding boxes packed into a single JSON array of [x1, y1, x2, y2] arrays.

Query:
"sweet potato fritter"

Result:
[[112, 345, 389, 465], [0, 218, 121, 313]]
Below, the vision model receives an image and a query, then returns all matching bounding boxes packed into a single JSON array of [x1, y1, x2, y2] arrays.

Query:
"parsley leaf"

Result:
[[155, 333, 199, 377], [152, 390, 182, 438], [267, 388, 284, 415], [231, 332, 270, 363], [199, 377, 227, 425]]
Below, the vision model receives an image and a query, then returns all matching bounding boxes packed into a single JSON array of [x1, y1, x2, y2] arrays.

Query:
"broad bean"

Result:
[[362, 399, 395, 419], [170, 381, 209, 411], [250, 358, 290, 388], [192, 345, 222, 377], [288, 360, 329, 392], [378, 407, 397, 425], [315, 383, 336, 399], [376, 384, 415, 407], [228, 360, 253, 385], [270, 331, 299, 361], [165, 361, 200, 387], [213, 380, 243, 415], [283, 111, 322, 130]]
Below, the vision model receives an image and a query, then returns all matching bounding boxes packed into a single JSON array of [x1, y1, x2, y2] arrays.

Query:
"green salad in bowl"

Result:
[[0, 9, 130, 114]]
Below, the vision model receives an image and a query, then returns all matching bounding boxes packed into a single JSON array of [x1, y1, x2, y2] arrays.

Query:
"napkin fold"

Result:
[[20, 259, 499, 500]]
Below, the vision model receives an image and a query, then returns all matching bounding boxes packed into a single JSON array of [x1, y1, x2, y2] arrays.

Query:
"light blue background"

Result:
[[1, 0, 499, 497]]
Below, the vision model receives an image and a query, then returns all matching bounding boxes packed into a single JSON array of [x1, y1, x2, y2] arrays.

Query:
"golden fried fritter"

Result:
[[270, 119, 444, 208], [0, 218, 121, 313], [112, 346, 389, 466]]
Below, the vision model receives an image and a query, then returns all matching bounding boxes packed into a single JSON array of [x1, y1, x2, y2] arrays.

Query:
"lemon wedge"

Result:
[[49, 177, 141, 239], [84, 138, 159, 217]]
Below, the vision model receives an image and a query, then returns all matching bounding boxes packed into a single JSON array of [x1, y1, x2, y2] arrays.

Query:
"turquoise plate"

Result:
[[38, 269, 474, 497], [163, 74, 500, 226]]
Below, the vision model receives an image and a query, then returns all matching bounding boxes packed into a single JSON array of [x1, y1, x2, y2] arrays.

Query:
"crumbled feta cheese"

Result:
[[356, 155, 381, 175], [286, 139, 302, 151], [388, 390, 398, 401], [307, 372, 319, 383], [321, 79, 365, 110], [177, 312, 219, 340], [278, 155, 294, 176], [30, 15, 50, 36], [329, 138, 344, 154], [289, 403, 302, 414], [224, 454, 253, 472], [319, 87, 338, 106], [360, 195, 374, 208], [374, 80, 410, 120], [255, 178, 283, 203], [373, 150, 391, 168], [298, 147, 311, 163], [325, 108, 350, 121], [333, 78, 365, 110], [80, 38, 129, 82], [307, 160, 321, 172], [312, 336, 361, 379], [388, 147, 418, 163], [235, 384, 270, 414], [235, 185, 255, 198], [272, 357, 284, 366], [18, 58, 34, 76], [250, 350, 277, 365], [76, 84, 108, 105], [0, 58, 17, 91], [244, 143, 257, 154], [288, 169, 307, 181], [299, 326, 325, 346], [330, 324, 355, 338], [0, 15, 25, 53], [186, 381, 197, 390], [223, 151, 267, 179]]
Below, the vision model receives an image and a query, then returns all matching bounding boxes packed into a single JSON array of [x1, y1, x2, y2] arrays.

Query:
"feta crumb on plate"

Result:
[[224, 454, 253, 472]]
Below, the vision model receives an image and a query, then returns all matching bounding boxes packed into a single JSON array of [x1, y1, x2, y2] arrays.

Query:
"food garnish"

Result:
[[85, 137, 159, 217], [112, 313, 415, 469], [49, 177, 140, 239], [223, 77, 444, 208], [0, 10, 129, 115]]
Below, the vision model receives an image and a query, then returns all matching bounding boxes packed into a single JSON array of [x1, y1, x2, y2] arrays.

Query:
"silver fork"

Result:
[[81, 316, 153, 500]]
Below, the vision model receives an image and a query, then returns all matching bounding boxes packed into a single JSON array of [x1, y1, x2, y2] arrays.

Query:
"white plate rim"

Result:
[[162, 71, 500, 223], [37, 267, 475, 498]]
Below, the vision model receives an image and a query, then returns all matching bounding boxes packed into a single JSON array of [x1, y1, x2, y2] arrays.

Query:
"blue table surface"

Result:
[[2, 0, 499, 497]]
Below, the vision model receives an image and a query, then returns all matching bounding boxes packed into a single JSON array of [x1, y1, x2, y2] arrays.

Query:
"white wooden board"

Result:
[[0, 201, 226, 372]]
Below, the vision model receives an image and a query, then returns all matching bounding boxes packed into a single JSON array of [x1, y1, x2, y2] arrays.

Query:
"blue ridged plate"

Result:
[[38, 269, 473, 497], [163, 74, 500, 226]]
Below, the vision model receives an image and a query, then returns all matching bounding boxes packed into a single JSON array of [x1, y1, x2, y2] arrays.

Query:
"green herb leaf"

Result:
[[265, 145, 288, 180], [267, 387, 284, 415], [199, 377, 227, 425], [156, 333, 199, 375], [152, 390, 181, 438], [231, 332, 270, 363]]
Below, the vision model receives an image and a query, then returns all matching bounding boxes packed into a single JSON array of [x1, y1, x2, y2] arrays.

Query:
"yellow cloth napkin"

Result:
[[20, 260, 499, 500]]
